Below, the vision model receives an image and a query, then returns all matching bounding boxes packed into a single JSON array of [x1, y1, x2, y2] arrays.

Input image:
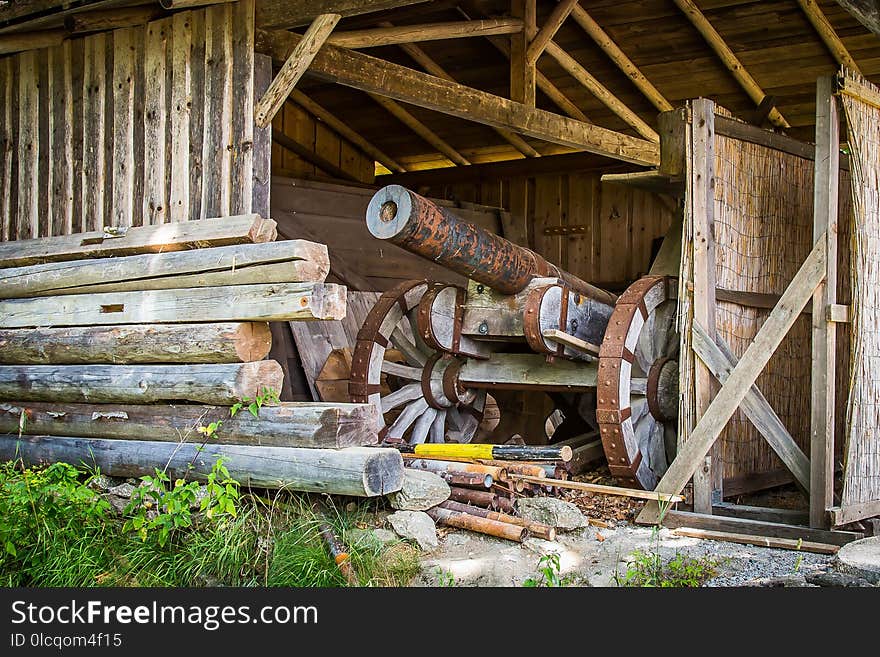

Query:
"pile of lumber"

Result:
[[0, 217, 404, 497]]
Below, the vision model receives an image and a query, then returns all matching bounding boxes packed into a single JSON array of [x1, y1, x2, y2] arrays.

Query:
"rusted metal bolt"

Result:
[[476, 284, 485, 294], [478, 321, 489, 335], [379, 200, 398, 223]]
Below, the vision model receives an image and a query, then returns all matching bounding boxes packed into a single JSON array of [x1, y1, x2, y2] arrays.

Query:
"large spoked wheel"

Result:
[[597, 276, 679, 490], [349, 280, 486, 445]]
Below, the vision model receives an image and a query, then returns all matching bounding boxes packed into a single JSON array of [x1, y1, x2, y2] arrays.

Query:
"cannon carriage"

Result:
[[350, 184, 680, 490]]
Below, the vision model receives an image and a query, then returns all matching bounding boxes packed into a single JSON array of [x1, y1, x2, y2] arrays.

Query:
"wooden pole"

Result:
[[326, 19, 523, 48], [438, 499, 556, 540], [509, 475, 685, 503], [0, 361, 284, 405], [426, 506, 527, 542], [797, 0, 862, 74], [403, 457, 507, 481], [0, 400, 380, 448], [0, 437, 404, 497], [525, 0, 578, 65], [510, 0, 537, 107], [810, 76, 839, 529], [448, 486, 513, 512], [0, 323, 272, 364], [0, 215, 277, 269], [254, 13, 342, 129]]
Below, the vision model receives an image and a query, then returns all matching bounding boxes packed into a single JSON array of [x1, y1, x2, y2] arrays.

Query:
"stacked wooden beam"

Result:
[[0, 217, 404, 497]]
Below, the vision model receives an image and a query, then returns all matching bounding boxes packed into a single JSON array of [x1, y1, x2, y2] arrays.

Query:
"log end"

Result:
[[234, 322, 273, 362], [236, 360, 285, 399], [310, 283, 347, 320], [289, 240, 331, 283], [251, 216, 278, 243], [359, 446, 404, 496]]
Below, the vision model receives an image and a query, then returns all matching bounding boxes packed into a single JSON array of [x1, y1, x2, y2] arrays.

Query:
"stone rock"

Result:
[[107, 495, 130, 515], [88, 474, 116, 492], [835, 536, 880, 584], [388, 470, 450, 511], [108, 483, 136, 499], [190, 485, 210, 510], [516, 497, 588, 531], [387, 511, 439, 551], [805, 571, 874, 587], [348, 528, 399, 548], [747, 574, 816, 587]]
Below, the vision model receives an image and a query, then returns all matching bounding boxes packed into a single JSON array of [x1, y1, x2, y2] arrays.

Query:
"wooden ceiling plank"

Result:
[[255, 28, 660, 166], [288, 89, 407, 172], [569, 3, 673, 113], [672, 0, 790, 128], [254, 12, 341, 129], [326, 18, 523, 49], [544, 40, 659, 141], [797, 0, 863, 74], [525, 0, 579, 66], [254, 0, 428, 30]]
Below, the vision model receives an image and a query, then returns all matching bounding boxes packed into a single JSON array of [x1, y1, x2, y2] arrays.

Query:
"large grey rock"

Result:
[[388, 470, 450, 511], [516, 497, 588, 531], [348, 528, 399, 549], [388, 511, 439, 551], [805, 571, 874, 587], [88, 474, 116, 492], [835, 536, 880, 584], [108, 482, 136, 499]]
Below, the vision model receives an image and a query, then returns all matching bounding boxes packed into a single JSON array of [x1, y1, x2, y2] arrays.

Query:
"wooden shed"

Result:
[[2, 0, 880, 539]]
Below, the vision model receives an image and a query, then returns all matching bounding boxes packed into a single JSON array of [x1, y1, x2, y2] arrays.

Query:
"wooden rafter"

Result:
[[672, 0, 789, 129], [254, 13, 341, 129], [388, 26, 539, 158], [367, 93, 471, 167], [569, 4, 673, 113], [326, 18, 523, 49], [287, 90, 406, 173], [525, 0, 579, 65], [544, 40, 659, 141], [254, 0, 428, 30], [255, 28, 660, 166], [797, 0, 862, 74]]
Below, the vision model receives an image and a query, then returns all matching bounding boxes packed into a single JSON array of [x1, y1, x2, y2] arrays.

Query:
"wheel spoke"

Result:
[[381, 383, 423, 412], [446, 405, 464, 430], [428, 410, 447, 444], [381, 360, 423, 380], [646, 420, 667, 473], [630, 396, 649, 425], [390, 327, 427, 366], [630, 377, 648, 395], [407, 311, 433, 357], [410, 408, 438, 445], [387, 398, 429, 440], [653, 303, 677, 359]]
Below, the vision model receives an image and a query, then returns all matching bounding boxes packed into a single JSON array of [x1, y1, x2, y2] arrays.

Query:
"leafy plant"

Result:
[[523, 553, 573, 587], [230, 387, 280, 419], [618, 550, 718, 587], [435, 567, 456, 587]]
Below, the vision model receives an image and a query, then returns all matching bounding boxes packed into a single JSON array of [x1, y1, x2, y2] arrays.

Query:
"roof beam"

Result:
[[367, 92, 471, 167], [797, 0, 862, 74], [255, 0, 429, 30], [834, 0, 880, 36], [388, 25, 539, 158], [254, 13, 341, 129], [569, 3, 673, 113], [287, 90, 406, 173], [326, 18, 523, 49], [510, 0, 537, 106], [0, 27, 65, 55], [544, 40, 659, 141], [525, 0, 579, 65], [255, 29, 659, 166], [672, 0, 789, 129]]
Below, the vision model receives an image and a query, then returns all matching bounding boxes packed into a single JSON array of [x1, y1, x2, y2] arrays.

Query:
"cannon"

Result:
[[350, 185, 679, 490]]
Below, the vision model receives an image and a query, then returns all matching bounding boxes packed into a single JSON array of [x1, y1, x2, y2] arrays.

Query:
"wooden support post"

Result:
[[672, 0, 789, 129], [810, 76, 838, 530], [797, 0, 862, 74], [254, 13, 341, 129], [326, 19, 523, 48], [510, 0, 536, 107], [690, 98, 720, 513], [525, 0, 578, 65]]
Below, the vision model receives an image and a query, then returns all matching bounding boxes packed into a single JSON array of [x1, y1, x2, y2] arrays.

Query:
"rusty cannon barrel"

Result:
[[366, 184, 618, 307]]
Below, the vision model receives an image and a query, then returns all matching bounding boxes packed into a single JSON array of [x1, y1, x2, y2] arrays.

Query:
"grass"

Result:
[[0, 460, 419, 588]]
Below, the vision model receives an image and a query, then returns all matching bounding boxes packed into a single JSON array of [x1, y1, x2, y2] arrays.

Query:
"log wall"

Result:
[[0, 0, 265, 240]]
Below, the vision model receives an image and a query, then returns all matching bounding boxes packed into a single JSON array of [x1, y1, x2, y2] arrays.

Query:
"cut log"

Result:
[[447, 486, 514, 512], [458, 353, 598, 391], [0, 437, 403, 497], [0, 323, 272, 364], [0, 282, 347, 327], [0, 400, 380, 448], [555, 434, 604, 475], [0, 215, 277, 268], [426, 506, 527, 542], [438, 499, 556, 541], [0, 240, 330, 298], [403, 457, 507, 481], [0, 362, 284, 405]]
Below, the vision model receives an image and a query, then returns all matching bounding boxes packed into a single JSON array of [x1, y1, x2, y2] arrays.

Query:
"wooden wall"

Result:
[[0, 0, 266, 241], [271, 100, 375, 185], [414, 173, 677, 289]]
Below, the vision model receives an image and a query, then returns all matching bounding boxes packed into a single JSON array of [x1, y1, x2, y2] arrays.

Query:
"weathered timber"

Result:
[[0, 240, 330, 298], [66, 6, 164, 33], [0, 282, 346, 327], [0, 215, 277, 268], [525, 0, 578, 65], [426, 506, 527, 542], [458, 354, 597, 391], [672, 528, 840, 555], [836, 0, 880, 36], [255, 0, 428, 30], [510, 475, 685, 503], [0, 400, 379, 448], [438, 499, 556, 541], [425, 469, 493, 488], [711, 502, 810, 526], [327, 19, 523, 48], [555, 433, 604, 475], [254, 29, 660, 166], [0, 437, 403, 497], [0, 361, 284, 405], [798, 0, 862, 73], [0, 29, 66, 56], [448, 486, 513, 512], [0, 323, 272, 364]]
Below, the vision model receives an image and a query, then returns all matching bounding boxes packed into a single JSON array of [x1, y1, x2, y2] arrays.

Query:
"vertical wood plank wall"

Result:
[[0, 0, 261, 241], [415, 175, 676, 288]]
